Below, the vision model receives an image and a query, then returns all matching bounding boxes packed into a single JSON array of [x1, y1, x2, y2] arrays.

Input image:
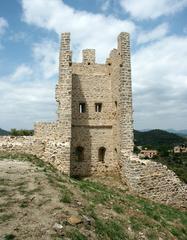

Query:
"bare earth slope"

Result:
[[0, 155, 187, 240], [0, 159, 67, 239]]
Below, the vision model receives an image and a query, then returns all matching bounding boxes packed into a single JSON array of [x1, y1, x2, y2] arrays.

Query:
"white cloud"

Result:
[[120, 0, 187, 20], [0, 76, 56, 130], [0, 17, 8, 48], [0, 44, 58, 130], [183, 26, 187, 34], [32, 40, 58, 79], [137, 23, 169, 44], [21, 0, 136, 62], [132, 35, 187, 129], [10, 64, 33, 82], [101, 0, 111, 12], [0, 17, 8, 35], [1, 0, 186, 130]]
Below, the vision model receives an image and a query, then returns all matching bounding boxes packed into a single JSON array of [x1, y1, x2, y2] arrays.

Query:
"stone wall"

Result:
[[118, 33, 134, 157], [0, 136, 45, 158], [34, 122, 57, 139], [82, 49, 95, 64], [55, 33, 72, 174], [109, 49, 122, 169], [0, 33, 134, 178], [71, 126, 118, 176], [71, 60, 117, 176], [0, 136, 71, 174], [41, 140, 71, 173], [122, 154, 187, 209], [69, 33, 133, 177]]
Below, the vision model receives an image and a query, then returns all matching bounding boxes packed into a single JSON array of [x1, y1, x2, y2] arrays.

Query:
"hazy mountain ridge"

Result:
[[134, 129, 186, 148], [166, 129, 187, 137], [140, 128, 187, 137], [0, 128, 10, 136]]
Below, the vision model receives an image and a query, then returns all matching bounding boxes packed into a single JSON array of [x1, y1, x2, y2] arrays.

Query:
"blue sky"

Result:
[[0, 0, 187, 130]]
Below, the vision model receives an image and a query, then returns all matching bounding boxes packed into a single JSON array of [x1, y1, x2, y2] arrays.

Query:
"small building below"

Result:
[[139, 149, 158, 159], [174, 144, 187, 153]]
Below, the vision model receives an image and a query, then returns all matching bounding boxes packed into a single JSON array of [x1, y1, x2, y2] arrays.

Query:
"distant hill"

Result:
[[0, 128, 10, 136], [134, 129, 186, 149], [166, 129, 187, 137], [140, 129, 187, 137]]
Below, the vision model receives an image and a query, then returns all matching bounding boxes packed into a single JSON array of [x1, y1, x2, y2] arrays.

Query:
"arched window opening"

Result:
[[76, 146, 84, 161], [99, 147, 106, 162]]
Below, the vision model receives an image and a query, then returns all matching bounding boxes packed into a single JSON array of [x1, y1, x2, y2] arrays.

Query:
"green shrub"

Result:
[[4, 234, 16, 240]]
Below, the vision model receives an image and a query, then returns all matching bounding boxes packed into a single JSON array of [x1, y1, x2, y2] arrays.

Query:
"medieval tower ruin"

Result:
[[35, 32, 134, 177], [1, 32, 186, 208]]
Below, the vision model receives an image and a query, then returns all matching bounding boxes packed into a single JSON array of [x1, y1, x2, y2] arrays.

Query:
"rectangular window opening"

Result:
[[95, 103, 102, 112], [79, 103, 86, 113]]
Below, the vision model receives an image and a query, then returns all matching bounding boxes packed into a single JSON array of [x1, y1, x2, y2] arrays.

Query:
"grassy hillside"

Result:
[[0, 128, 10, 136], [0, 153, 187, 240], [134, 129, 186, 149], [134, 129, 187, 183]]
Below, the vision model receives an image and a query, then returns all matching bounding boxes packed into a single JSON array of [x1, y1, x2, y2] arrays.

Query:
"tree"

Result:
[[10, 129, 34, 136]]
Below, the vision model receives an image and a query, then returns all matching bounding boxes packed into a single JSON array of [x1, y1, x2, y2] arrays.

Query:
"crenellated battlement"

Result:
[[82, 49, 95, 65]]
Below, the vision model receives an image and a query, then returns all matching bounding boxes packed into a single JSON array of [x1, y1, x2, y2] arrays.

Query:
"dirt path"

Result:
[[0, 158, 127, 240], [0, 159, 70, 240], [1, 158, 187, 240]]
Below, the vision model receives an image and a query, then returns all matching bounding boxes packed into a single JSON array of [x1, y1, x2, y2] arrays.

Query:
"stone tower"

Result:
[[2, 33, 186, 209], [54, 32, 134, 177], [34, 32, 133, 177]]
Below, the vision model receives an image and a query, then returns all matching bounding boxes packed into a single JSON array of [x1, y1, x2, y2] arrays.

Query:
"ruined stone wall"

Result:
[[105, 33, 134, 172], [0, 136, 72, 174], [118, 33, 134, 157], [41, 140, 72, 172], [28, 33, 74, 175], [109, 49, 122, 169], [122, 154, 187, 209], [0, 136, 45, 158], [54, 33, 72, 174], [34, 122, 57, 139], [30, 32, 134, 177]]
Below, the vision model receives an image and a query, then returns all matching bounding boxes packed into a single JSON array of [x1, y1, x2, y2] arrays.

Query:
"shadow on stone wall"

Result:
[[70, 74, 92, 177]]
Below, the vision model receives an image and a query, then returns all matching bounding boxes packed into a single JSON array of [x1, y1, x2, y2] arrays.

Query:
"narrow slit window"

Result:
[[76, 146, 84, 161], [115, 101, 117, 108], [79, 103, 86, 113], [95, 103, 102, 112], [99, 147, 106, 162]]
